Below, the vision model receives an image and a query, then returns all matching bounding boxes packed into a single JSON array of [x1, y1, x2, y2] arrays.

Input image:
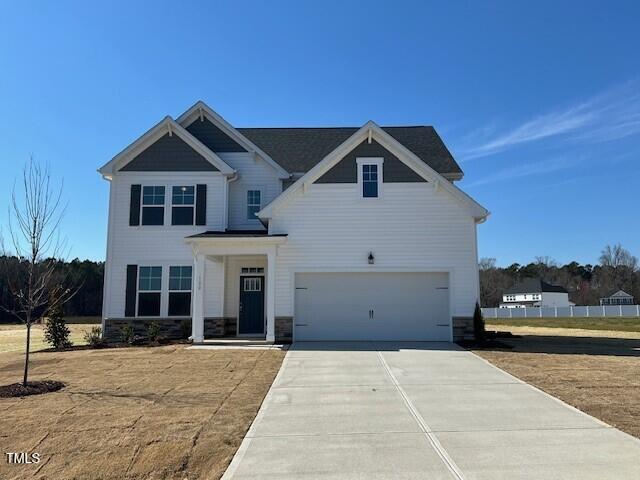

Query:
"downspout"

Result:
[[225, 172, 239, 231]]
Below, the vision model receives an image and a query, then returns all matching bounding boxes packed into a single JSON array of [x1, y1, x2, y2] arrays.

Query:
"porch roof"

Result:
[[187, 230, 287, 239]]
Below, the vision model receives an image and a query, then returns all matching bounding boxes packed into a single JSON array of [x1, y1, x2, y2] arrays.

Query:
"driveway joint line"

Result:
[[376, 351, 466, 480]]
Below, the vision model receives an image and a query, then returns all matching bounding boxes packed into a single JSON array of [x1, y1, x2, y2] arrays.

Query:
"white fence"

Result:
[[482, 305, 640, 319]]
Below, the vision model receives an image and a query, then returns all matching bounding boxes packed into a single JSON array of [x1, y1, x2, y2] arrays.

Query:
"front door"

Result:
[[239, 276, 265, 335]]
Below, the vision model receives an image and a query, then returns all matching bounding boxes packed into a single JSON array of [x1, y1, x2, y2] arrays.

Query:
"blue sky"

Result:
[[1, 1, 639, 265]]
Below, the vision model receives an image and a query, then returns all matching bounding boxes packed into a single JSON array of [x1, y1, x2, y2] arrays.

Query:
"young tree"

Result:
[[1, 159, 75, 386]]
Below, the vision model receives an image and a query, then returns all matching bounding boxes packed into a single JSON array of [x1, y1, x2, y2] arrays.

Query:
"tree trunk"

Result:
[[23, 320, 31, 386]]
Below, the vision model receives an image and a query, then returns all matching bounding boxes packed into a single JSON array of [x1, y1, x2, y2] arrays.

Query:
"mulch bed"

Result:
[[0, 380, 65, 398]]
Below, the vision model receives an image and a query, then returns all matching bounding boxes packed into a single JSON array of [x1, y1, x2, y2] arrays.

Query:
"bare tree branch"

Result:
[[1, 157, 76, 386]]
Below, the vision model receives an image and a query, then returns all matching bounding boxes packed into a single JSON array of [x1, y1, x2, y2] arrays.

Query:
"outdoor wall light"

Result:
[[368, 252, 375, 264]]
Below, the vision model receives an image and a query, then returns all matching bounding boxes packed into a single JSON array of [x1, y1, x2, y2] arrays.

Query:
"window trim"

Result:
[[136, 265, 162, 317], [246, 188, 263, 221], [356, 157, 384, 199], [168, 265, 193, 317], [140, 185, 166, 226], [171, 185, 195, 226]]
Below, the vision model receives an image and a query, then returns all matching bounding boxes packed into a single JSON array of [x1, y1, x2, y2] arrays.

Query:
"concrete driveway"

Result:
[[223, 342, 640, 479]]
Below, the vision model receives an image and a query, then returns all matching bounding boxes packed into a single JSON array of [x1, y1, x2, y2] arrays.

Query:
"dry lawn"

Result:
[[0, 323, 95, 354], [475, 325, 640, 438], [0, 345, 285, 480]]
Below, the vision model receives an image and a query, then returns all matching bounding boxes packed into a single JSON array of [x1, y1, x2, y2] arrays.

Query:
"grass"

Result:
[[0, 317, 100, 353], [0, 323, 97, 354], [474, 325, 640, 439], [0, 344, 285, 479], [486, 316, 640, 332]]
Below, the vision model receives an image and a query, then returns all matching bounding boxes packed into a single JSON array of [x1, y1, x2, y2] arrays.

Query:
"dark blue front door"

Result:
[[239, 276, 265, 335]]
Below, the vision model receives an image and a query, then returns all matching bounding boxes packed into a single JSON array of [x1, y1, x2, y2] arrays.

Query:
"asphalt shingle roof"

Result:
[[237, 126, 462, 176], [504, 278, 568, 294]]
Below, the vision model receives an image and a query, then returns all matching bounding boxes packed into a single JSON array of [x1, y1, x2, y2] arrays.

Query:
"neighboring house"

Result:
[[500, 278, 573, 308], [600, 290, 634, 306], [99, 101, 489, 343]]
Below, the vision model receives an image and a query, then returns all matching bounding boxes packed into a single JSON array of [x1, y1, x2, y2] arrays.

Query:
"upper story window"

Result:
[[138, 266, 162, 316], [357, 158, 383, 198], [142, 186, 165, 225], [247, 190, 261, 220], [171, 186, 195, 225], [362, 165, 378, 197], [168, 266, 192, 316]]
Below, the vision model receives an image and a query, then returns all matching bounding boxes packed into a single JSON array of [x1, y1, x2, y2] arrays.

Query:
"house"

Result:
[[98, 101, 489, 343], [600, 290, 634, 306], [500, 278, 573, 308]]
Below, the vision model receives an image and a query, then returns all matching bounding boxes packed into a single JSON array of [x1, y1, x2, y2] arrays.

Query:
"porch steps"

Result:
[[190, 338, 288, 350]]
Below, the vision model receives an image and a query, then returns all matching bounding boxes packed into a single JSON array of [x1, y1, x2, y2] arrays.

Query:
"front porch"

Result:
[[186, 231, 288, 343]]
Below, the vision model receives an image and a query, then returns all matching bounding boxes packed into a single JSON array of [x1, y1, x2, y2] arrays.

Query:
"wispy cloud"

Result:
[[464, 156, 579, 188], [459, 80, 640, 160]]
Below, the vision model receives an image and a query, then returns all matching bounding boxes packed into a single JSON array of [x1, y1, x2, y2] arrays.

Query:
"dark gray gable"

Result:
[[186, 118, 247, 153], [119, 133, 219, 172], [315, 139, 426, 183]]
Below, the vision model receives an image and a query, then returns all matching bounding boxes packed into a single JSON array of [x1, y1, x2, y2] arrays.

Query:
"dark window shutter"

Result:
[[125, 265, 138, 317], [195, 184, 207, 226], [129, 185, 141, 226]]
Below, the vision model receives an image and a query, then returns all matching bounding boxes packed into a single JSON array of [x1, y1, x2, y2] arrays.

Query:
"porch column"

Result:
[[266, 249, 276, 342], [192, 253, 205, 343]]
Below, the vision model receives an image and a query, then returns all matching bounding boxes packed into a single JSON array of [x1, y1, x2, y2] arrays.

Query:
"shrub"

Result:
[[180, 319, 191, 339], [147, 321, 161, 342], [119, 324, 135, 344], [84, 326, 103, 347], [43, 301, 72, 350], [473, 301, 485, 342]]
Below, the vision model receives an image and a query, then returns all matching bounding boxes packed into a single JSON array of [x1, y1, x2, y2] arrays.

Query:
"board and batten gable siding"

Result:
[[102, 171, 226, 319], [268, 182, 479, 320], [186, 118, 248, 153], [119, 133, 220, 172], [218, 152, 282, 230], [315, 139, 427, 183]]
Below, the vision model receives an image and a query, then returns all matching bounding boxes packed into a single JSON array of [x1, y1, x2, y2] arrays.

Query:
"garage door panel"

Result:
[[294, 272, 450, 341]]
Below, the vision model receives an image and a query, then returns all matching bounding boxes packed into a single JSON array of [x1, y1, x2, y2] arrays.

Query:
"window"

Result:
[[241, 267, 264, 274], [362, 164, 378, 198], [138, 266, 162, 316], [243, 277, 262, 292], [142, 186, 165, 225], [247, 190, 261, 220], [168, 266, 192, 316], [171, 186, 195, 225]]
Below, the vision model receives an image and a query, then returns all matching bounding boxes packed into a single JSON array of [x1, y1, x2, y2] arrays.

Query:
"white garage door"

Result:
[[294, 272, 450, 341]]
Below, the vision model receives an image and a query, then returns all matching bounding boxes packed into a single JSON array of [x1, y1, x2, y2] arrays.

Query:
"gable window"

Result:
[[362, 164, 378, 197], [357, 158, 383, 198], [171, 186, 195, 225], [142, 186, 165, 225], [138, 266, 162, 316], [247, 190, 261, 220], [168, 266, 192, 316]]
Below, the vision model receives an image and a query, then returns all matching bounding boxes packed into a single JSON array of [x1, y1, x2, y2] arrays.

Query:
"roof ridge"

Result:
[[237, 125, 433, 130]]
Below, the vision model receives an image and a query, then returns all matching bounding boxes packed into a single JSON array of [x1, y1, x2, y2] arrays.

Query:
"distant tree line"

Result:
[[0, 257, 104, 323], [479, 244, 639, 307]]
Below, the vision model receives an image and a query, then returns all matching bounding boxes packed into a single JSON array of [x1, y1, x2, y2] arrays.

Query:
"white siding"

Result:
[[269, 182, 480, 319], [540, 292, 572, 307], [219, 152, 281, 230], [103, 171, 226, 318]]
